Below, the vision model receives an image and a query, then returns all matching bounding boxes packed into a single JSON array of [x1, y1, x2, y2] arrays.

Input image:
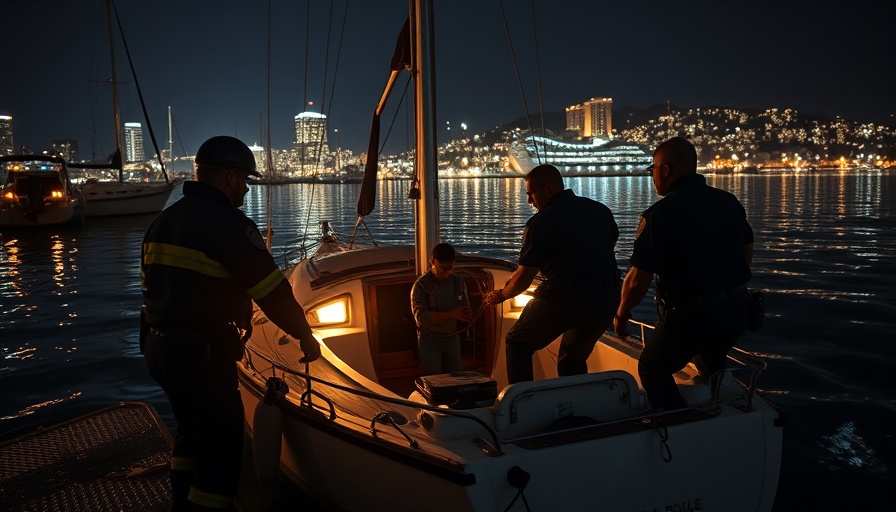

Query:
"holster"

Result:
[[747, 290, 765, 331], [204, 323, 248, 361], [139, 307, 148, 354]]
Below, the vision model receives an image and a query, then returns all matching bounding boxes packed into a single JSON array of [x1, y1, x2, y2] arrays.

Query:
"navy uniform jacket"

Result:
[[141, 181, 285, 332], [519, 188, 619, 289], [631, 173, 753, 300]]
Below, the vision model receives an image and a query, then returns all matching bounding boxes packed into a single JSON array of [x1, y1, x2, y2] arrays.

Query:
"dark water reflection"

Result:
[[1, 171, 894, 510]]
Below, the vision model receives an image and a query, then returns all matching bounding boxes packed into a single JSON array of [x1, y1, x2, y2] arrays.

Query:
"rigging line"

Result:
[[529, 0, 546, 138], [311, 0, 336, 178], [171, 114, 187, 163], [497, 0, 541, 163], [302, 0, 350, 257], [265, 0, 273, 251], [171, 115, 189, 164], [380, 77, 413, 156], [320, 0, 350, 159], [300, 0, 311, 179], [109, 0, 169, 182]]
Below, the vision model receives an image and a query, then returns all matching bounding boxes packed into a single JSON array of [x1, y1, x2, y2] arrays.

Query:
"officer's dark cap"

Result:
[[194, 135, 260, 177]]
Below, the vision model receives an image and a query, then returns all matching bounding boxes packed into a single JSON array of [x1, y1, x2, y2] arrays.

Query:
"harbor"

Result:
[[2, 170, 893, 510]]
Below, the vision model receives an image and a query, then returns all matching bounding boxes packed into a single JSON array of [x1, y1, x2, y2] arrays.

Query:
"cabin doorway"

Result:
[[366, 269, 495, 396]]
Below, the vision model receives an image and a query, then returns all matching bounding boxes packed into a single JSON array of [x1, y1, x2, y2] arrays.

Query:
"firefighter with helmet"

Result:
[[141, 135, 320, 510]]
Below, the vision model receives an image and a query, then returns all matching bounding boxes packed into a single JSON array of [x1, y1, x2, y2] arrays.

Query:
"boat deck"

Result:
[[0, 402, 322, 512]]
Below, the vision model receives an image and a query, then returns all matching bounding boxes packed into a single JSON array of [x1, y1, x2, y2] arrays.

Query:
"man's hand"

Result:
[[453, 305, 473, 323], [613, 310, 631, 338], [297, 334, 321, 363], [483, 290, 505, 305]]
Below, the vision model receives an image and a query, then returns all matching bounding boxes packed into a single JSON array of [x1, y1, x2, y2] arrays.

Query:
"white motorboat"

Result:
[[237, 2, 784, 511], [0, 155, 84, 227]]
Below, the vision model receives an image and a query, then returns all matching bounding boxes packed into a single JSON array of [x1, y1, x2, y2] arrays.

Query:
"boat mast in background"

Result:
[[167, 106, 174, 175], [105, 0, 123, 182]]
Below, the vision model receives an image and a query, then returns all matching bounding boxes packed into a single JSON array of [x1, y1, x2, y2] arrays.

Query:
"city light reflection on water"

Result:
[[0, 171, 894, 509]]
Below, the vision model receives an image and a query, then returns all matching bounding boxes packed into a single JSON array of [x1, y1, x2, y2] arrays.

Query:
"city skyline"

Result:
[[2, 0, 893, 157]]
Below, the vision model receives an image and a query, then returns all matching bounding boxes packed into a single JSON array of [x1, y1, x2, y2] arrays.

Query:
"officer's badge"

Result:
[[635, 216, 646, 239], [246, 227, 267, 250]]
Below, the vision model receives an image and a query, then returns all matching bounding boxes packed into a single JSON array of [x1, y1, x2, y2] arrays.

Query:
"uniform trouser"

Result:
[[638, 292, 749, 410], [505, 293, 616, 384], [144, 333, 244, 511], [418, 335, 462, 375]]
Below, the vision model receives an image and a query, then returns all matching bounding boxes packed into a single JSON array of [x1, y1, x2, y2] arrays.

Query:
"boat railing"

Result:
[[626, 318, 768, 411], [244, 346, 505, 455], [245, 327, 774, 456]]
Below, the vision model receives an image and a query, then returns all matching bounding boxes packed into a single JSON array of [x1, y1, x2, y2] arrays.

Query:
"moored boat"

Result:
[[236, 1, 784, 510], [0, 155, 84, 227], [69, 0, 174, 218]]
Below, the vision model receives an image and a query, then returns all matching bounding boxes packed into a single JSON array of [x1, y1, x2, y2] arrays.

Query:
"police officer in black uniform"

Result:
[[141, 135, 320, 511], [614, 137, 753, 411], [484, 164, 620, 384]]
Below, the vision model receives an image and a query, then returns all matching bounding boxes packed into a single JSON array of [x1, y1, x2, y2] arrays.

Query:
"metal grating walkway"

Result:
[[0, 402, 173, 512]]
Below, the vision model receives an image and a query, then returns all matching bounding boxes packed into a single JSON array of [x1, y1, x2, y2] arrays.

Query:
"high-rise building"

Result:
[[566, 97, 613, 139], [124, 122, 144, 163], [52, 139, 79, 162], [249, 143, 267, 176], [294, 112, 328, 163], [0, 115, 13, 156]]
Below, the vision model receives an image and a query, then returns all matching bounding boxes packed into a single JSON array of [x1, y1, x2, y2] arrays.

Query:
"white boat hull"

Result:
[[80, 181, 175, 217], [0, 200, 83, 227], [237, 245, 784, 512]]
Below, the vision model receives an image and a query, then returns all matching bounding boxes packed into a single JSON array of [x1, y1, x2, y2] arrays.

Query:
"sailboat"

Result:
[[236, 2, 784, 511], [70, 0, 174, 217]]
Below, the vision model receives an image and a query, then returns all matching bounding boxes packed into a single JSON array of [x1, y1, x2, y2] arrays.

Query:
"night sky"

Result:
[[2, 0, 894, 158]]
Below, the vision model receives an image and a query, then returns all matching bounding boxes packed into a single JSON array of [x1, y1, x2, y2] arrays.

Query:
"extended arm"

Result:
[[255, 280, 320, 362], [483, 265, 540, 304], [613, 266, 653, 337]]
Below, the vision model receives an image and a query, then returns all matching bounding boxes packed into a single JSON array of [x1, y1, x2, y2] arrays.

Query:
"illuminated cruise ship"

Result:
[[508, 134, 653, 176]]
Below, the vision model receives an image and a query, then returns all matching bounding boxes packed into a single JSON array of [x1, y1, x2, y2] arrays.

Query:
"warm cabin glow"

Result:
[[50, 190, 63, 199], [306, 294, 350, 326], [510, 290, 535, 310], [2, 191, 15, 200]]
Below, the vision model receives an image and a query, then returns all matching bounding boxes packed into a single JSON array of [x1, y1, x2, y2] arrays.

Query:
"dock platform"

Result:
[[1, 401, 322, 511], [0, 402, 172, 511]]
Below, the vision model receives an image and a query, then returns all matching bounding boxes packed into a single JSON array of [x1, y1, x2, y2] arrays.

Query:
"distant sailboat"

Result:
[[70, 0, 174, 217]]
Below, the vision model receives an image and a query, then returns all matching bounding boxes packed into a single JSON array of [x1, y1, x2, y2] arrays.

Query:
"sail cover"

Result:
[[357, 19, 412, 217]]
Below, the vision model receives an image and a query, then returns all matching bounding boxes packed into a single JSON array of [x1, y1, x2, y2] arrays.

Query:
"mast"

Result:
[[167, 106, 174, 174], [413, 0, 439, 275], [105, 0, 123, 182]]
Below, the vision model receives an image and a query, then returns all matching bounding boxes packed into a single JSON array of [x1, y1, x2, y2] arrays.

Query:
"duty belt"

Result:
[[658, 283, 747, 308], [699, 284, 747, 302], [147, 323, 244, 341]]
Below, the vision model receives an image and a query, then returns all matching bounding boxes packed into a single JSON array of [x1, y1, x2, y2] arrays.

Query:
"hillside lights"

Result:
[[305, 294, 351, 327]]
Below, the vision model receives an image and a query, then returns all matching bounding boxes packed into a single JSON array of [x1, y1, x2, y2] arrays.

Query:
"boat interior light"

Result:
[[510, 290, 535, 310], [50, 190, 63, 199], [306, 294, 351, 327]]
